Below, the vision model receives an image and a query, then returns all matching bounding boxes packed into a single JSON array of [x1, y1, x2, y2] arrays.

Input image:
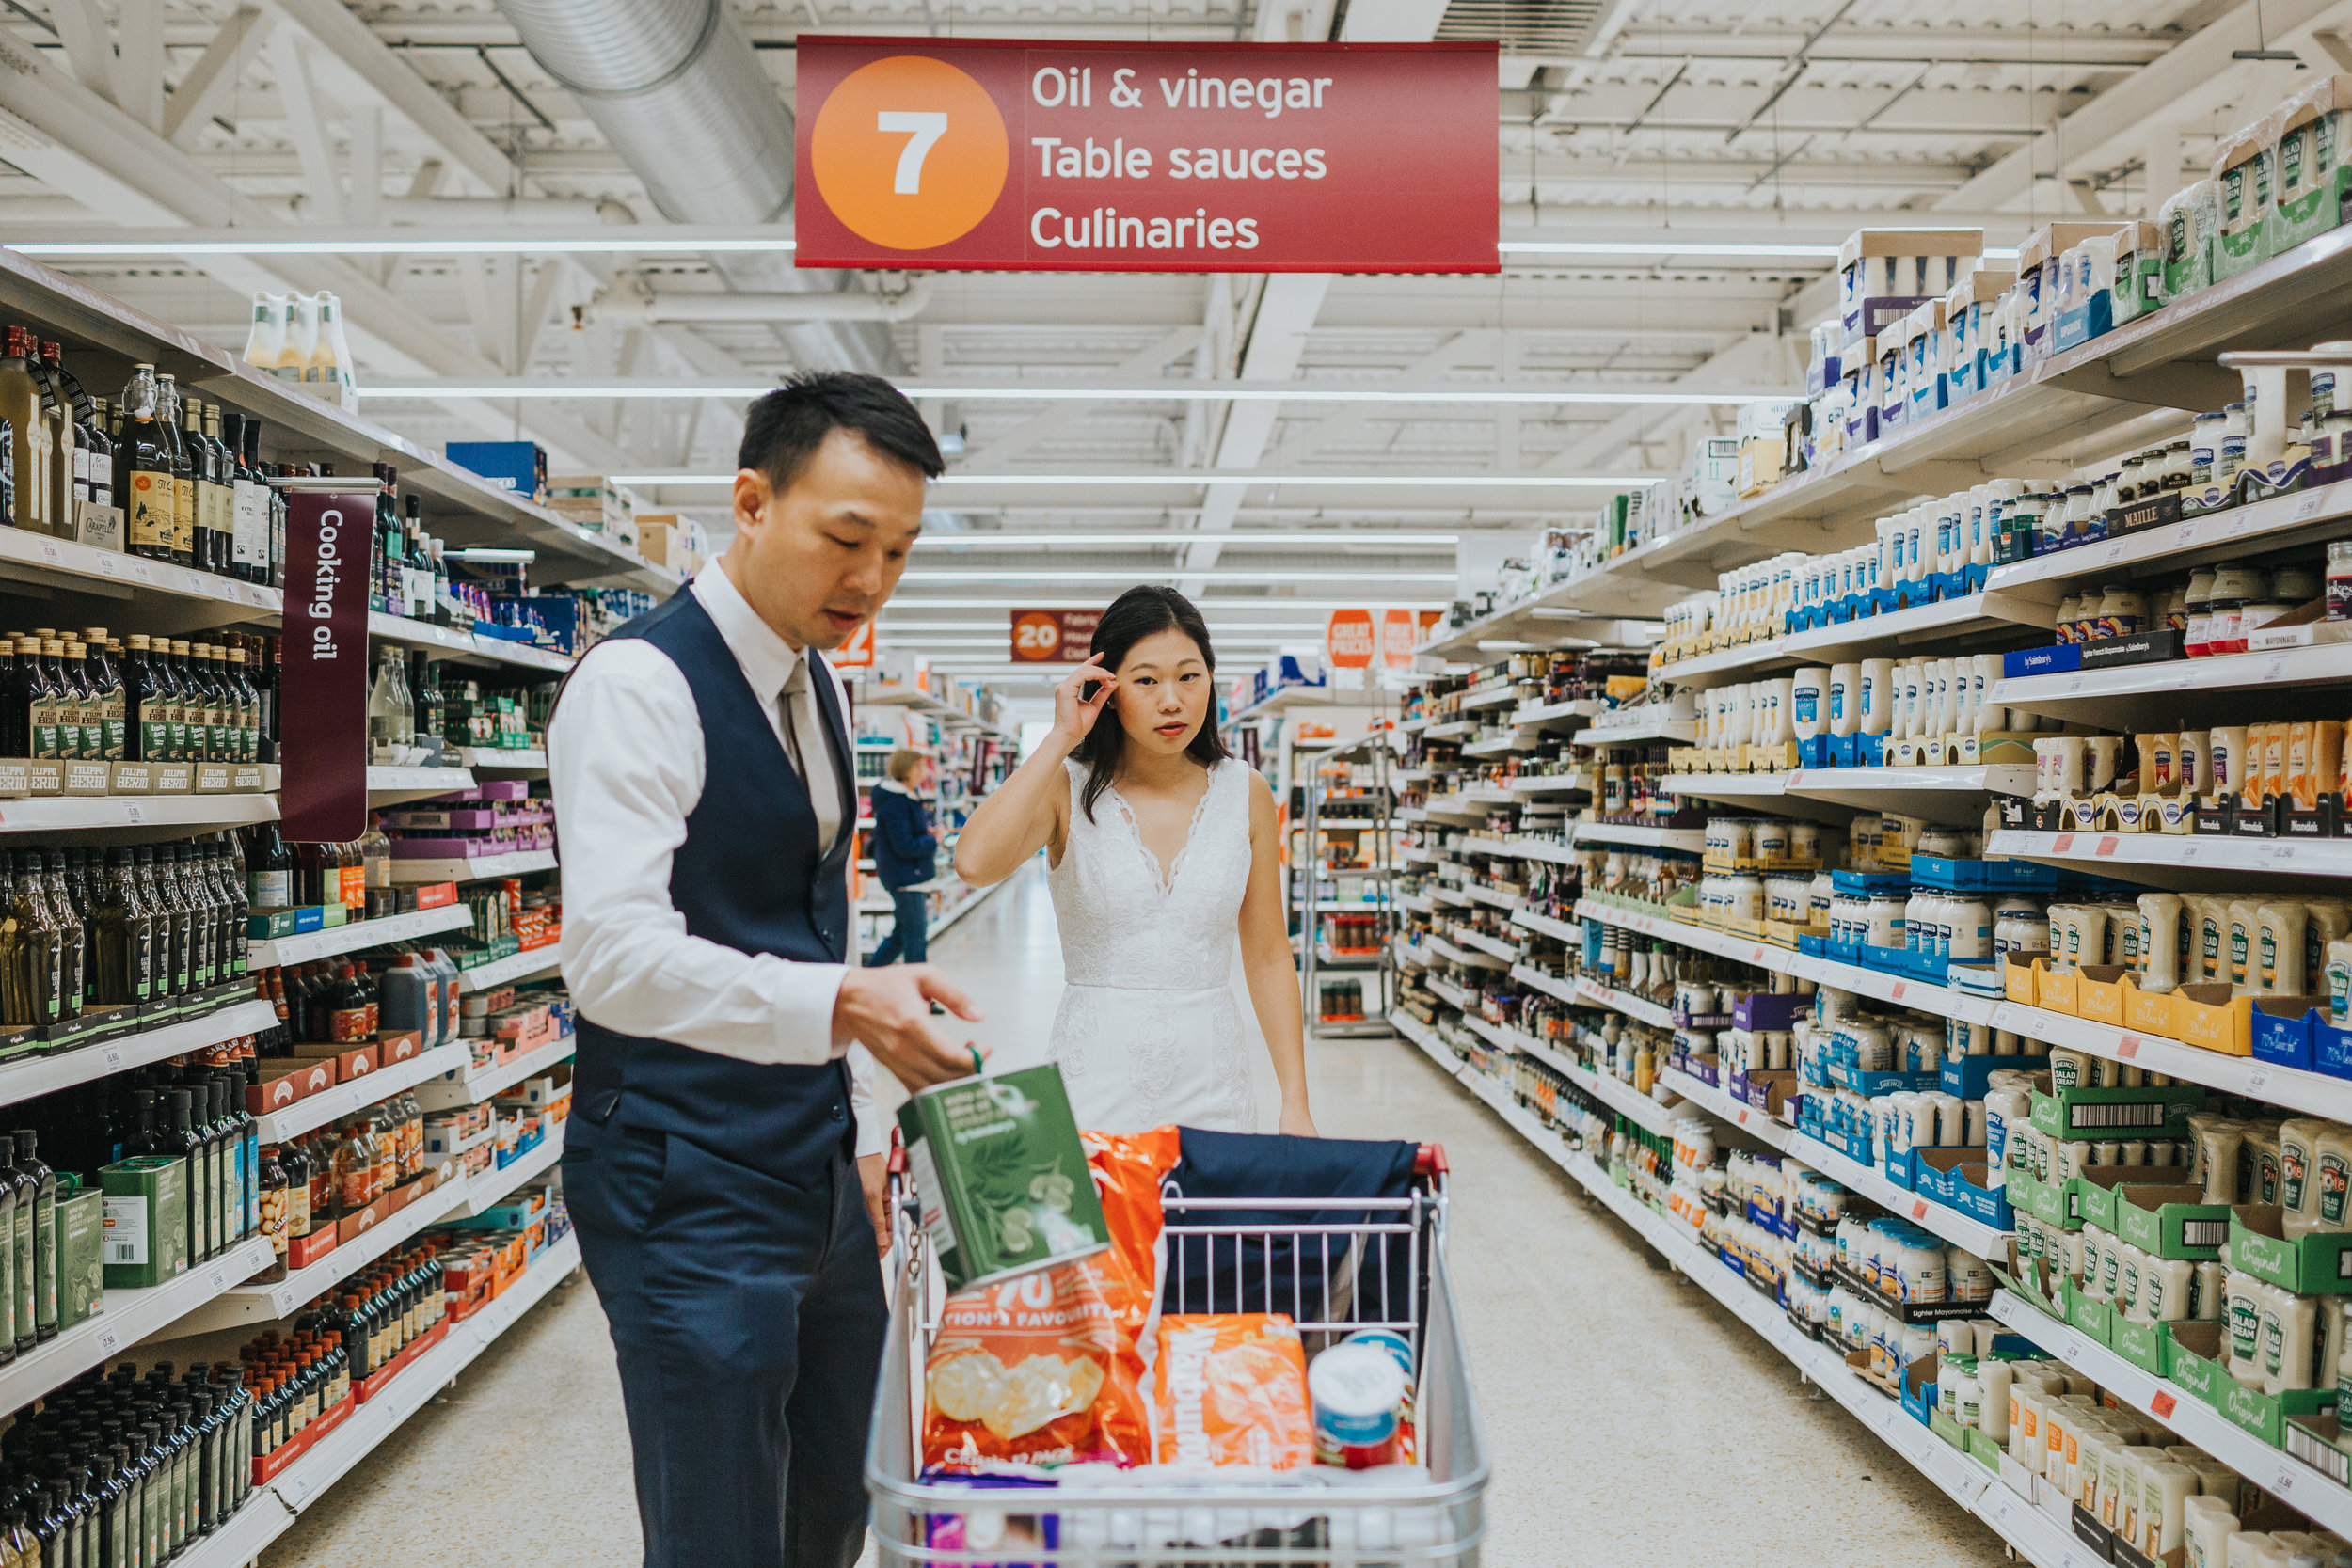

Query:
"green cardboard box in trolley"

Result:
[[898, 1063, 1109, 1294]]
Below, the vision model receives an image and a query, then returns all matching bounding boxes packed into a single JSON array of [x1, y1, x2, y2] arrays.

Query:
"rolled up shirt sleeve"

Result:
[[550, 640, 850, 1065], [849, 1045, 892, 1158]]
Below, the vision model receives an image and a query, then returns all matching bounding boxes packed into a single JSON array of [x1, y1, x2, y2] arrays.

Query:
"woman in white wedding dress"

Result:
[[954, 586, 1316, 1137]]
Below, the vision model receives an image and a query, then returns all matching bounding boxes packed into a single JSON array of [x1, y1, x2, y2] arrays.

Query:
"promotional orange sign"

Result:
[[1010, 608, 1103, 662], [1326, 609, 1375, 669], [831, 619, 878, 668], [1379, 609, 1418, 669]]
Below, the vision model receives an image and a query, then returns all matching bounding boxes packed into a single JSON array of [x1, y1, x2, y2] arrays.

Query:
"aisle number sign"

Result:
[[1009, 608, 1103, 662], [796, 37, 1498, 273]]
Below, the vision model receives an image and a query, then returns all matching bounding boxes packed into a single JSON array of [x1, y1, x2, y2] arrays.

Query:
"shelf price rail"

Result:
[[1386, 1009, 2078, 1568]]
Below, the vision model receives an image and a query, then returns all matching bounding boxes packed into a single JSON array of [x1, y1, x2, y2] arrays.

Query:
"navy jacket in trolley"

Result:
[[566, 589, 861, 1181], [866, 780, 935, 890]]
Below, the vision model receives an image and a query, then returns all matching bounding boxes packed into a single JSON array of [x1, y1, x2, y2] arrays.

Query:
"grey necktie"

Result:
[[780, 653, 843, 852]]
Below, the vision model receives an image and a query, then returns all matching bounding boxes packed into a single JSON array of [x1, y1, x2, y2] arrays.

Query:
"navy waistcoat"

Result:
[[569, 589, 862, 1180]]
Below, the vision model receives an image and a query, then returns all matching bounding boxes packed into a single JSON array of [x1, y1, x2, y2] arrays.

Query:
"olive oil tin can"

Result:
[[896, 1063, 1109, 1293]]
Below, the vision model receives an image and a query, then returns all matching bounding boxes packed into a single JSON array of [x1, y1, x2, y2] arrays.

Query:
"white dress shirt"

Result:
[[548, 562, 884, 1158]]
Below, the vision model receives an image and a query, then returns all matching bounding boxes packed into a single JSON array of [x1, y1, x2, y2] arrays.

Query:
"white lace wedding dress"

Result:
[[1046, 756, 1263, 1134]]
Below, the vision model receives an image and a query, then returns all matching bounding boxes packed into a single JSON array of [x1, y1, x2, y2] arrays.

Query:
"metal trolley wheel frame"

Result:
[[866, 1145, 1486, 1566]]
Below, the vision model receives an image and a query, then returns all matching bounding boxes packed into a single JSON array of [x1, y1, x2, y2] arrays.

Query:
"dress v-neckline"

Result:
[[1104, 763, 1219, 896]]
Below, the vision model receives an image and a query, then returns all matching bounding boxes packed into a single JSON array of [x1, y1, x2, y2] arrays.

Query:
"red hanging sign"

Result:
[[279, 486, 374, 841], [794, 37, 1499, 274]]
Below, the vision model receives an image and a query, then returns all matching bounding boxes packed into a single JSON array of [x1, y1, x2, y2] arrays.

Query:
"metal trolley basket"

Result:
[[865, 1142, 1487, 1566]]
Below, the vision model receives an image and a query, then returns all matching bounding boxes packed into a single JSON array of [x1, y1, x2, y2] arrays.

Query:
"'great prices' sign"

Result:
[[795, 38, 1498, 273]]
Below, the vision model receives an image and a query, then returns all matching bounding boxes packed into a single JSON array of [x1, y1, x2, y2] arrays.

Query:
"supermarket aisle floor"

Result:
[[262, 862, 2007, 1567]]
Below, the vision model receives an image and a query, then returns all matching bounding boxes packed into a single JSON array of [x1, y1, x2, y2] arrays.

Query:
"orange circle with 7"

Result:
[[809, 56, 1009, 251]]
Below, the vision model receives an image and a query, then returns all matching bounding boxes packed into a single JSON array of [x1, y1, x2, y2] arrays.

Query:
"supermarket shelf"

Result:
[[855, 684, 1017, 740], [464, 1131, 564, 1217], [1458, 684, 1522, 712], [1658, 594, 2047, 691], [1994, 644, 2352, 731], [1224, 683, 1338, 722], [1461, 734, 1539, 757], [1508, 698, 1598, 728], [1791, 1129, 2010, 1255], [1462, 886, 1520, 912], [365, 767, 476, 801], [1457, 834, 1516, 857], [1455, 928, 1524, 962], [454, 748, 549, 772], [253, 1043, 474, 1143], [173, 1231, 583, 1568], [1399, 892, 1433, 913], [413, 1035, 578, 1114], [454, 947, 561, 993], [1425, 934, 1507, 972], [1423, 720, 1478, 740], [1389, 1007, 1459, 1077], [1666, 766, 2033, 817], [1428, 886, 1472, 908], [1505, 774, 1590, 795], [1510, 908, 1583, 944], [1427, 975, 1473, 1011], [1574, 715, 1697, 747], [1464, 1012, 1679, 1136], [1417, 1035, 2072, 1568], [1656, 1066, 1798, 1152], [0, 1235, 272, 1416], [1571, 974, 1678, 1031], [389, 847, 558, 884], [249, 904, 476, 967], [1510, 961, 1579, 1007], [168, 1169, 476, 1335], [1473, 835, 1580, 865], [0, 522, 283, 618], [1661, 772, 1791, 800], [1571, 898, 2004, 1026], [0, 794, 278, 833], [1984, 995, 2352, 1125], [0, 998, 278, 1113], [1985, 475, 2352, 608], [1572, 821, 1706, 853], [1988, 1290, 2352, 1539], [1985, 828, 2352, 885], [366, 615, 575, 674]]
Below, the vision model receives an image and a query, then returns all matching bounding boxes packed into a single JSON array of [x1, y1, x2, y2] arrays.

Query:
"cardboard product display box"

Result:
[[101, 1156, 188, 1289]]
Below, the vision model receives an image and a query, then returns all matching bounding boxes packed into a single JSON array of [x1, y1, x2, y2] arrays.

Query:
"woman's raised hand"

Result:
[[1050, 653, 1118, 749]]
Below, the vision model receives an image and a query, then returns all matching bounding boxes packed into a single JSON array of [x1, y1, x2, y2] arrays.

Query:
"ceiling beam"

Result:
[[262, 27, 343, 224], [266, 0, 531, 198], [1934, 0, 2342, 212], [164, 4, 278, 148]]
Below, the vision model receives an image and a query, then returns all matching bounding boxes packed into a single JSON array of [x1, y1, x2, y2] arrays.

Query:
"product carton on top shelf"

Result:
[[2226, 1203, 2352, 1293], [1837, 228, 1983, 347], [445, 441, 548, 506], [2109, 222, 2168, 325], [2214, 107, 2289, 280], [2275, 74, 2352, 252], [2017, 221, 2133, 363], [1943, 270, 2015, 400], [2161, 181, 2221, 299]]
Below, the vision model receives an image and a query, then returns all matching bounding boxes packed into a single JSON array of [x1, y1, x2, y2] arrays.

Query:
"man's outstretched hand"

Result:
[[834, 963, 985, 1092]]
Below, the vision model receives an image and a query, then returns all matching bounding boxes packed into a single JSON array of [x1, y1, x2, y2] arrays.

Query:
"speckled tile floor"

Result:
[[261, 863, 2009, 1566]]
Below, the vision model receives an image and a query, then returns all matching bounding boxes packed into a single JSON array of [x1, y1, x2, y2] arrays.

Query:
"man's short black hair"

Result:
[[738, 372, 946, 493]]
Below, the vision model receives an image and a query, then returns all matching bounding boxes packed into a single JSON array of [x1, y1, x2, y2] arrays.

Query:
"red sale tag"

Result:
[[2151, 1392, 2175, 1418], [1890, 982, 1907, 1001], [2118, 1037, 2139, 1059], [2095, 836, 2119, 856], [2052, 833, 2075, 852], [1911, 1200, 1929, 1221]]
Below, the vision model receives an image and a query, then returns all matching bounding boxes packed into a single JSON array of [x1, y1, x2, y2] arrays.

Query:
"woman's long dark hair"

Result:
[[1073, 585, 1231, 822]]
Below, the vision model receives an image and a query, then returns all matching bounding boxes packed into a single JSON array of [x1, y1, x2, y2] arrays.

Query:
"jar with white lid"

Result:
[[1947, 895, 1994, 960], [2184, 568, 2217, 656], [1866, 893, 1906, 948]]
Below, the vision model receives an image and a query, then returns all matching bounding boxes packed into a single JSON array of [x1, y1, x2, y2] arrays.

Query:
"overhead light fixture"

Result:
[[611, 471, 1655, 488], [8, 235, 803, 258], [363, 382, 1787, 407], [880, 620, 1338, 633], [1499, 239, 1840, 259], [902, 569, 1457, 583], [441, 547, 537, 563]]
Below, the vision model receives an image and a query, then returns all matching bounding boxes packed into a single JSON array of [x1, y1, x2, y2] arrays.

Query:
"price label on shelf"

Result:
[[94, 1328, 119, 1357], [2248, 1068, 2273, 1095], [101, 1045, 125, 1073], [1911, 1199, 1930, 1221], [2181, 841, 2202, 861], [2296, 492, 2328, 521], [1889, 982, 1907, 1002], [2053, 833, 2075, 852], [2117, 1036, 2139, 1059], [2177, 520, 2201, 544], [2067, 673, 2086, 694], [120, 803, 144, 825], [2151, 1391, 2176, 1418], [2101, 542, 2125, 565], [2275, 1461, 2297, 1497], [93, 554, 115, 578], [272, 1285, 297, 1315], [206, 1266, 228, 1292], [129, 562, 151, 583], [2095, 836, 2119, 857], [2062, 1332, 2090, 1363], [2265, 654, 2289, 682], [2229, 512, 2256, 536], [36, 544, 58, 567], [180, 571, 202, 594]]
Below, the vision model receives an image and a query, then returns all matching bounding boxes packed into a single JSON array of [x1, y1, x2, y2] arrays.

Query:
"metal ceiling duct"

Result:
[[488, 0, 891, 369]]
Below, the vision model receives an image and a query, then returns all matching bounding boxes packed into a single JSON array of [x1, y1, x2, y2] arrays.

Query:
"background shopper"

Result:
[[548, 373, 980, 1568], [867, 746, 943, 966]]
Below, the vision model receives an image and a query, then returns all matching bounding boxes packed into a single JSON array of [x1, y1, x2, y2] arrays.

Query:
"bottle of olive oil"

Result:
[[119, 366, 174, 561], [124, 636, 162, 762], [82, 631, 122, 760], [0, 330, 54, 535], [58, 641, 92, 762], [25, 640, 58, 763]]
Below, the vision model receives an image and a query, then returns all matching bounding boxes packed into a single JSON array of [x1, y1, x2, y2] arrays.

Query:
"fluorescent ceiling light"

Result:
[[913, 531, 1457, 547], [902, 569, 1455, 583], [879, 620, 1337, 632], [612, 472, 1653, 488], [365, 383, 1784, 407], [8, 237, 803, 257]]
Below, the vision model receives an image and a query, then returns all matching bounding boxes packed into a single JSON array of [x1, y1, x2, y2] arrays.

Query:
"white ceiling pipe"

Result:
[[586, 277, 939, 325]]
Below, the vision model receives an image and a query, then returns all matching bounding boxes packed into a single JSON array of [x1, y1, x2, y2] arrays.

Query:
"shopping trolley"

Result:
[[865, 1136, 1487, 1566]]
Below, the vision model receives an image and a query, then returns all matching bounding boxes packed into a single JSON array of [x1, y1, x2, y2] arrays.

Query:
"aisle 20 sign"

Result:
[[795, 37, 1498, 273]]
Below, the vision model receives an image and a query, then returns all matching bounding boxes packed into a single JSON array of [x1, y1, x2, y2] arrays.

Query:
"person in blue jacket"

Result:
[[868, 746, 944, 964]]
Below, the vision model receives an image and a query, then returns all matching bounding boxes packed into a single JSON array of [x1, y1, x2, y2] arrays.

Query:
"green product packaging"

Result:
[[56, 1189, 102, 1327], [897, 1063, 1109, 1294], [101, 1157, 188, 1289]]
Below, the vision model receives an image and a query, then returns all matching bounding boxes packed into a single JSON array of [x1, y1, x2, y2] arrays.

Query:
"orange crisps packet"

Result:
[[922, 1127, 1182, 1472], [1152, 1314, 1314, 1469]]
